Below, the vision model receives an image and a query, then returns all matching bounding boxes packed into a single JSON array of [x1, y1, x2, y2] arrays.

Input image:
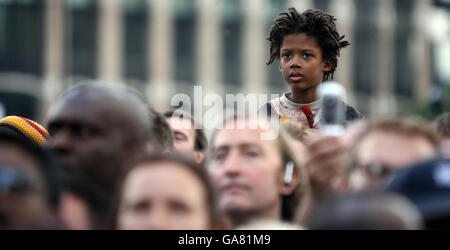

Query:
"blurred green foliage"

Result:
[[407, 85, 450, 120]]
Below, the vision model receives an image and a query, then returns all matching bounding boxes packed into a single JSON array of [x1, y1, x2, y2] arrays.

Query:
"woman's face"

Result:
[[118, 161, 210, 230]]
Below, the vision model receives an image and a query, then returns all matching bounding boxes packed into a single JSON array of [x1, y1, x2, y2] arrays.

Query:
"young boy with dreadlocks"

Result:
[[261, 8, 362, 129]]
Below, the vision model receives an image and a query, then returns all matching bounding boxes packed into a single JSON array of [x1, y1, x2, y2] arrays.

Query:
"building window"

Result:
[[314, 0, 330, 12], [394, 0, 414, 97], [174, 0, 196, 85], [353, 0, 377, 94], [221, 0, 242, 89], [266, 0, 287, 93], [0, 92, 38, 119], [65, 0, 98, 78], [0, 0, 43, 76], [123, 0, 148, 82]]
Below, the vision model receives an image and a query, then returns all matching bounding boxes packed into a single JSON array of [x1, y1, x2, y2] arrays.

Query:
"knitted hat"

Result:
[[0, 116, 49, 145]]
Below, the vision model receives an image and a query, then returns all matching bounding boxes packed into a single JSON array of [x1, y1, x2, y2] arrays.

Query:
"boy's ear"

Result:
[[279, 64, 282, 72], [322, 59, 332, 73]]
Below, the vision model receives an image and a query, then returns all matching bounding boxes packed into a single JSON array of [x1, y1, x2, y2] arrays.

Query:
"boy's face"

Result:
[[279, 33, 331, 94]]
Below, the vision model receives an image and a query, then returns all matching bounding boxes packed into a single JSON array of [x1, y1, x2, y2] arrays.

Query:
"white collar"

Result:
[[279, 92, 321, 111]]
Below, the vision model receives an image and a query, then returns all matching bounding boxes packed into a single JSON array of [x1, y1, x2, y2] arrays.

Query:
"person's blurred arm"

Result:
[[295, 135, 350, 226]]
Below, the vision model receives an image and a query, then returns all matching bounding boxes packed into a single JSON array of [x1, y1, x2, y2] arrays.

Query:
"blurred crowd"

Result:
[[0, 82, 448, 230], [0, 6, 449, 231]]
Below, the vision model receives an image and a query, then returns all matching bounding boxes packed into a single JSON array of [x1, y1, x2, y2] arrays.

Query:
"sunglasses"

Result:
[[355, 162, 396, 179], [0, 166, 34, 194]]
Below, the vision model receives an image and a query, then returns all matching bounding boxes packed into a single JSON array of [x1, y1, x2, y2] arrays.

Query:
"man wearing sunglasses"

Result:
[[0, 127, 62, 229], [348, 117, 440, 191]]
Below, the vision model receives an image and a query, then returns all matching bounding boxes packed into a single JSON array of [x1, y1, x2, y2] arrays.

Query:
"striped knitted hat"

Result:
[[0, 116, 49, 145]]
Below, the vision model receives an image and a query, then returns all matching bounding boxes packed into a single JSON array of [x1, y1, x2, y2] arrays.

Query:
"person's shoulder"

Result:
[[259, 102, 272, 113], [258, 98, 279, 116], [341, 101, 364, 121]]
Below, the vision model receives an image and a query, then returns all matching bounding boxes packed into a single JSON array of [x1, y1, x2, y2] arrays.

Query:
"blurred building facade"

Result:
[[0, 0, 448, 122]]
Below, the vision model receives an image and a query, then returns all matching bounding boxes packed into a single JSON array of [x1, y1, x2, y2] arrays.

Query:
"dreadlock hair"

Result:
[[267, 8, 350, 81]]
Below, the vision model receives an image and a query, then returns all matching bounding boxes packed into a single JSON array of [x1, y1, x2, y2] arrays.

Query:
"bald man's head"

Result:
[[56, 83, 151, 142], [47, 82, 153, 191]]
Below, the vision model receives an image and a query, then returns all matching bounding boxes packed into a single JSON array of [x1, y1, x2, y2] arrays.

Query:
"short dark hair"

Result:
[[267, 8, 350, 81], [164, 110, 208, 152], [149, 107, 174, 151]]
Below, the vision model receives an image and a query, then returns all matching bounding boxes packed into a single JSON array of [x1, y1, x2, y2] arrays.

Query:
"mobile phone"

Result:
[[0, 102, 5, 119], [318, 81, 346, 136]]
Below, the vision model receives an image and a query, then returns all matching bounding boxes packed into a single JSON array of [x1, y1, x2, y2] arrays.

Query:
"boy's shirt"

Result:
[[259, 91, 363, 129]]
